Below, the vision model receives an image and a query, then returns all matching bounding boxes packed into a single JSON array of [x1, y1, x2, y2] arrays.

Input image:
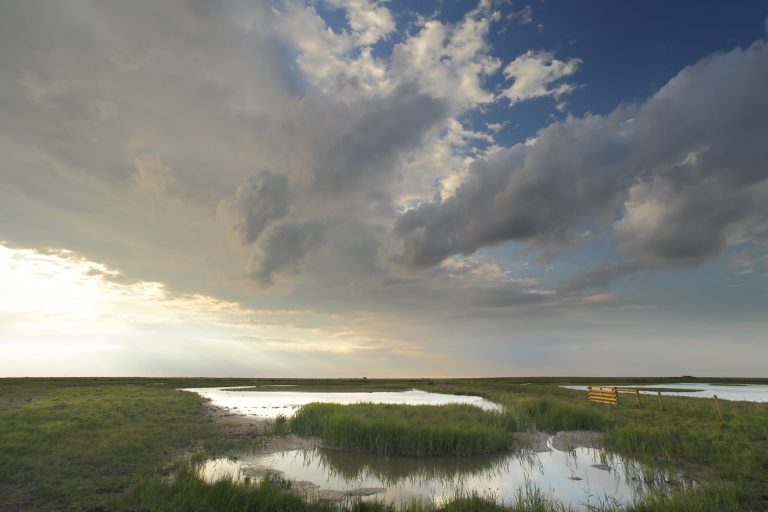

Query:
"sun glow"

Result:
[[0, 243, 407, 377]]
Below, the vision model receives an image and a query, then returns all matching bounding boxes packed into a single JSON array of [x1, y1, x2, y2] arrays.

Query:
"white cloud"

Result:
[[507, 5, 533, 25], [502, 50, 581, 105], [390, 1, 501, 108], [327, 0, 395, 46], [273, 0, 394, 99]]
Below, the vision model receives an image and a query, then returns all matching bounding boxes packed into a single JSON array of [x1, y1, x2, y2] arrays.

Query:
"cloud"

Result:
[[558, 263, 640, 294], [311, 83, 450, 195], [390, 1, 501, 108], [218, 171, 293, 246], [392, 42, 768, 281], [244, 221, 326, 286], [507, 5, 533, 26], [132, 153, 180, 195], [502, 50, 581, 105], [327, 0, 395, 46]]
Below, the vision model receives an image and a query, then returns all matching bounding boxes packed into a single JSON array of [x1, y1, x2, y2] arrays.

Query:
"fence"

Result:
[[587, 386, 619, 405], [588, 386, 665, 409]]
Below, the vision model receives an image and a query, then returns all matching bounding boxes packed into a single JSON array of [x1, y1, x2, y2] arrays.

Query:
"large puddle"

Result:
[[562, 383, 768, 402], [200, 441, 669, 510], [183, 387, 500, 418]]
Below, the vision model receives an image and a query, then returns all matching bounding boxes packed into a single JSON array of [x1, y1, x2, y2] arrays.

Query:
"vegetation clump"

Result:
[[290, 402, 514, 456]]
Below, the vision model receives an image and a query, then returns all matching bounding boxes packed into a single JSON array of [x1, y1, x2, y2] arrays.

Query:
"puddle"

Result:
[[182, 387, 500, 418], [562, 383, 768, 402], [199, 440, 670, 510]]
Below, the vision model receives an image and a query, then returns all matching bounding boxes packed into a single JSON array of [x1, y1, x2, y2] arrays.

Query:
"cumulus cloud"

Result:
[[327, 0, 395, 46], [310, 83, 449, 195], [390, 0, 501, 108], [502, 50, 581, 105], [392, 42, 768, 281]]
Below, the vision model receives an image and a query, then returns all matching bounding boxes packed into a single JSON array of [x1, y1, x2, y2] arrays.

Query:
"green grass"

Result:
[[289, 402, 514, 456], [1, 377, 767, 511], [0, 379, 250, 511], [419, 379, 768, 510]]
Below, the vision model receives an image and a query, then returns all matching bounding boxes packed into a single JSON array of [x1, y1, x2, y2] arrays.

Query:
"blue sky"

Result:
[[0, 1, 766, 377]]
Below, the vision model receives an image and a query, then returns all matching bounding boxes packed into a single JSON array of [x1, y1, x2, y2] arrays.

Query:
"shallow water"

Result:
[[182, 387, 500, 418], [562, 383, 768, 402], [200, 441, 667, 510]]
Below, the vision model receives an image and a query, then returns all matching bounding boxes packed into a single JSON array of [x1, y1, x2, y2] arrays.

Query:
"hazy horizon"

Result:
[[1, 1, 767, 378]]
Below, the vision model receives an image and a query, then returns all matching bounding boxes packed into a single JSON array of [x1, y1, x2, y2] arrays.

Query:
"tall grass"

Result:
[[509, 397, 610, 432], [626, 484, 742, 512], [290, 403, 515, 456]]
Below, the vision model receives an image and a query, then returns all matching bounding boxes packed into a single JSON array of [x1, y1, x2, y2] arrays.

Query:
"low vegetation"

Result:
[[290, 402, 514, 456], [1, 377, 766, 511], [0, 379, 246, 511]]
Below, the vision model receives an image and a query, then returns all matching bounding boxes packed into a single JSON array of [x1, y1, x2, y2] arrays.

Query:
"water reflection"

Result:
[[310, 448, 508, 487], [183, 387, 500, 418], [200, 440, 673, 510]]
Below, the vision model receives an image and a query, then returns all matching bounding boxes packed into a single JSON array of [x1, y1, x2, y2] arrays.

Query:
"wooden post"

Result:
[[635, 388, 642, 405], [713, 395, 723, 420], [657, 391, 664, 411]]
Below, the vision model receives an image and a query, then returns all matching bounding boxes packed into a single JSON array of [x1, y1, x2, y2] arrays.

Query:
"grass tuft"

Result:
[[290, 402, 514, 456]]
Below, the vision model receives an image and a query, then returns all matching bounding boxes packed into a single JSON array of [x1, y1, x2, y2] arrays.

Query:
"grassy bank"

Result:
[[0, 379, 248, 511], [290, 403, 514, 456]]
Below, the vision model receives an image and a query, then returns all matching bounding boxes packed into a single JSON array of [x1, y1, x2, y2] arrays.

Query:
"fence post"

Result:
[[635, 388, 641, 405], [713, 395, 723, 420], [657, 391, 664, 411]]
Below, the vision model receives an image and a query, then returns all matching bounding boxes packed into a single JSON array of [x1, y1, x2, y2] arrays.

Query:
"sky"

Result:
[[1, 0, 767, 378]]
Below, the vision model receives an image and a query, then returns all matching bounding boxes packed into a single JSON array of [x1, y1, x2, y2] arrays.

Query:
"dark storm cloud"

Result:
[[312, 83, 450, 194], [218, 171, 293, 246], [392, 42, 768, 277], [244, 221, 327, 286], [225, 84, 450, 285]]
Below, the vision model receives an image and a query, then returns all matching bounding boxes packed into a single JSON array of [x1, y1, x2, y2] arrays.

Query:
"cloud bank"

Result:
[[392, 42, 768, 285]]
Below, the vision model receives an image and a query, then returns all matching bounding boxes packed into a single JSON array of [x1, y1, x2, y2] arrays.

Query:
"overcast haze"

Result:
[[1, 1, 767, 378]]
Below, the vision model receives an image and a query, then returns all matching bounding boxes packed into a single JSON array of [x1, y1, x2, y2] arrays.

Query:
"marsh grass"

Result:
[[0, 380, 249, 511], [127, 459, 575, 512], [126, 461, 340, 512], [290, 403, 515, 456], [510, 397, 610, 432], [2, 377, 766, 511]]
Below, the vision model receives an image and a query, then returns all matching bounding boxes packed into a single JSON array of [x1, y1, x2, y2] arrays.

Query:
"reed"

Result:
[[509, 397, 610, 432], [290, 403, 514, 456], [126, 459, 575, 512]]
